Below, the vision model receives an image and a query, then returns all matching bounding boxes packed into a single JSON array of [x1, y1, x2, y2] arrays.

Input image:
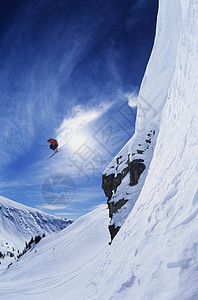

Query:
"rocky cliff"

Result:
[[102, 123, 157, 243]]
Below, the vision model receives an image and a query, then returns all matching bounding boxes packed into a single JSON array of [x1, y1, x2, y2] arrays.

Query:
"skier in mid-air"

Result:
[[47, 138, 58, 153]]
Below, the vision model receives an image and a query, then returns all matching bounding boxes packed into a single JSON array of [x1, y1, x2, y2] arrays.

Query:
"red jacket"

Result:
[[48, 138, 58, 146]]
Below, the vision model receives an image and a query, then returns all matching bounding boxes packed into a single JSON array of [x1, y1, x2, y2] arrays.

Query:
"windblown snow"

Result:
[[0, 0, 198, 299]]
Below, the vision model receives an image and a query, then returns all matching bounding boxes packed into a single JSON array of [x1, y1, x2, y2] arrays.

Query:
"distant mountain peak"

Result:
[[0, 195, 72, 270]]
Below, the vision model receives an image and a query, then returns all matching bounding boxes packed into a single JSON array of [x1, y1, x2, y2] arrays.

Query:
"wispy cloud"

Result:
[[36, 204, 67, 210], [56, 102, 113, 153], [55, 212, 77, 216], [126, 92, 138, 108]]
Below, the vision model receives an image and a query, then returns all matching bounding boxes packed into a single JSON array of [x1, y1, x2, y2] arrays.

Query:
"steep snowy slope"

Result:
[[0, 204, 109, 299], [0, 196, 72, 269], [85, 1, 198, 299], [136, 0, 190, 130], [102, 0, 191, 243]]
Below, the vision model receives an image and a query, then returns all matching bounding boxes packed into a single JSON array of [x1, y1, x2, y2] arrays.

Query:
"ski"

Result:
[[45, 146, 64, 160], [45, 152, 56, 160]]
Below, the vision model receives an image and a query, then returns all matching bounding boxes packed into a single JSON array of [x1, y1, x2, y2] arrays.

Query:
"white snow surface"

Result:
[[0, 0, 198, 299], [0, 196, 72, 270], [0, 204, 110, 299], [135, 0, 190, 131]]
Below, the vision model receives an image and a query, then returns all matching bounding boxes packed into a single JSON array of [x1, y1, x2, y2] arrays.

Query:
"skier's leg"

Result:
[[54, 144, 58, 152]]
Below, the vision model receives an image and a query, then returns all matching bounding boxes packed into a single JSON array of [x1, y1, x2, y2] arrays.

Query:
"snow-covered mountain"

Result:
[[0, 0, 198, 299], [0, 196, 72, 269], [0, 204, 110, 299]]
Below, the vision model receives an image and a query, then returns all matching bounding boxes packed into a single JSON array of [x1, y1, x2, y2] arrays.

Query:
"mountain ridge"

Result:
[[0, 195, 72, 270]]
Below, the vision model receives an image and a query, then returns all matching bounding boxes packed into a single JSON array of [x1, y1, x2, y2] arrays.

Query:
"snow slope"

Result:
[[0, 0, 197, 299], [85, 1, 198, 299], [135, 0, 189, 130], [0, 204, 109, 299], [0, 196, 72, 270], [101, 0, 191, 243]]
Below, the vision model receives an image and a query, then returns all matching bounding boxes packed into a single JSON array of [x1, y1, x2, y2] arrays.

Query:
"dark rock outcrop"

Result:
[[108, 224, 121, 245], [129, 159, 146, 186], [102, 129, 156, 244], [108, 198, 128, 219], [102, 158, 146, 242], [102, 159, 146, 201]]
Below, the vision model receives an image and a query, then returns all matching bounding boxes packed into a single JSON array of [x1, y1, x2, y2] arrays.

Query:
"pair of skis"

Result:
[[45, 146, 64, 160], [38, 144, 64, 160]]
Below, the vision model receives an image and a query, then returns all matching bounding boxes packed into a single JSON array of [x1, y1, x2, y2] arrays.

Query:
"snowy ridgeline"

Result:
[[0, 0, 198, 299], [0, 196, 72, 270]]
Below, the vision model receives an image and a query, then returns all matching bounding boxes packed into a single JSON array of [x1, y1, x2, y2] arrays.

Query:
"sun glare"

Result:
[[69, 133, 87, 151]]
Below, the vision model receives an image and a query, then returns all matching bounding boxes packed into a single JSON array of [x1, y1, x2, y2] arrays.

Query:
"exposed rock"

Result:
[[146, 139, 151, 143], [102, 173, 123, 200], [129, 159, 146, 186], [102, 159, 145, 201], [116, 156, 123, 164], [102, 157, 146, 242], [102, 128, 156, 244], [137, 150, 144, 154], [108, 198, 128, 219], [108, 224, 121, 245]]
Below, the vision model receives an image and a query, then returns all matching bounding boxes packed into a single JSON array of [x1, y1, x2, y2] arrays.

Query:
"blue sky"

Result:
[[0, 0, 158, 220]]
